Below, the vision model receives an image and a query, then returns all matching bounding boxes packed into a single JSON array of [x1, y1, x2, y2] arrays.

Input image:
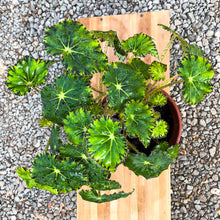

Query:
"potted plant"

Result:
[[6, 20, 214, 203]]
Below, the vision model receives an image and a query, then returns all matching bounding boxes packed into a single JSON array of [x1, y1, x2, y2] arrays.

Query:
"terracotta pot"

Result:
[[162, 90, 182, 145]]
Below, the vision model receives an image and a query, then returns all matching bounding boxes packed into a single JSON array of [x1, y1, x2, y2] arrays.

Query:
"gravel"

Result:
[[0, 0, 219, 219]]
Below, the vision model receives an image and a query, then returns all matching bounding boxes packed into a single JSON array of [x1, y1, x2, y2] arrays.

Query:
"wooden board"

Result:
[[77, 10, 170, 220]]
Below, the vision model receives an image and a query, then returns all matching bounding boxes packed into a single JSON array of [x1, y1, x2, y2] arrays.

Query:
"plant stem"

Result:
[[44, 137, 51, 153], [126, 140, 139, 153], [33, 87, 40, 93], [97, 190, 101, 196], [159, 35, 176, 62], [146, 79, 184, 101], [91, 86, 105, 95]]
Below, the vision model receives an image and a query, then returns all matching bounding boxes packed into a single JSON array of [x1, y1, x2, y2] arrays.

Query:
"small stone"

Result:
[[206, 30, 214, 37], [209, 147, 216, 157], [199, 195, 207, 203], [210, 188, 220, 196], [199, 119, 206, 127], [212, 174, 219, 181], [180, 206, 187, 213], [195, 204, 201, 211], [94, 10, 102, 16], [200, 151, 207, 158]]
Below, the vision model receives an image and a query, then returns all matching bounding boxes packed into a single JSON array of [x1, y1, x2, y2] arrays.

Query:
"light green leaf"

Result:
[[149, 61, 167, 81], [152, 120, 168, 138], [121, 33, 158, 58], [124, 151, 172, 179], [16, 168, 58, 194], [124, 101, 155, 146], [64, 108, 93, 145], [103, 63, 146, 111], [87, 117, 127, 172], [147, 92, 167, 106], [44, 20, 108, 75], [41, 74, 92, 125], [32, 153, 87, 193], [178, 55, 214, 104], [7, 57, 53, 95], [79, 189, 133, 203], [39, 118, 53, 127]]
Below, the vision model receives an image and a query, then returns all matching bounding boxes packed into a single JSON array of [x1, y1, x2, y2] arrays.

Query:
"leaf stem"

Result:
[[159, 35, 176, 62], [45, 137, 51, 153], [126, 140, 139, 153], [91, 86, 106, 95], [33, 87, 40, 93]]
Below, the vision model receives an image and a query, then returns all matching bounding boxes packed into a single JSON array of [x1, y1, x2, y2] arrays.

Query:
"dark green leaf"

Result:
[[7, 57, 52, 95], [124, 151, 172, 179], [154, 142, 179, 160], [149, 61, 167, 81], [79, 189, 134, 203], [178, 55, 214, 104], [41, 74, 92, 125], [103, 63, 146, 111], [87, 117, 127, 172], [64, 108, 93, 145], [124, 101, 155, 146], [121, 33, 158, 58], [60, 144, 88, 161], [44, 20, 108, 75], [50, 125, 62, 154], [128, 58, 150, 79], [32, 153, 87, 193], [91, 30, 127, 61]]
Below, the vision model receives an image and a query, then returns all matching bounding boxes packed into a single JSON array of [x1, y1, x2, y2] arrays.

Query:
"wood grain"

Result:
[[77, 10, 170, 220]]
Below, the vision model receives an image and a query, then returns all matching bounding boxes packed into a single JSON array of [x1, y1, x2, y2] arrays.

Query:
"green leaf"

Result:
[[39, 118, 53, 127], [178, 55, 214, 104], [64, 108, 93, 145], [154, 142, 179, 160], [152, 120, 168, 138], [7, 57, 52, 95], [87, 117, 127, 172], [32, 153, 87, 193], [50, 125, 62, 154], [184, 44, 205, 57], [149, 61, 167, 81], [167, 144, 179, 160], [124, 151, 172, 179], [44, 20, 108, 75], [121, 33, 158, 58], [128, 58, 150, 79], [124, 101, 155, 146], [91, 30, 128, 61], [103, 63, 146, 111], [16, 168, 37, 188], [60, 144, 88, 161], [79, 189, 133, 203], [41, 74, 92, 125], [16, 168, 58, 194], [147, 92, 167, 106], [158, 24, 188, 49]]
